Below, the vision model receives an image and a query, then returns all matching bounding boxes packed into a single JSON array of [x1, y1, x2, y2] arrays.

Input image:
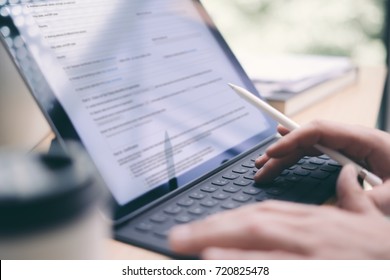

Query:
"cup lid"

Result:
[[0, 145, 99, 235]]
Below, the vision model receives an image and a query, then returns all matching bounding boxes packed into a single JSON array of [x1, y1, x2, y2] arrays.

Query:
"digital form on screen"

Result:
[[7, 0, 270, 205]]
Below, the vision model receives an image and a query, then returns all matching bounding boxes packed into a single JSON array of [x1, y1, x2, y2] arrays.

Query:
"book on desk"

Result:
[[245, 55, 358, 116]]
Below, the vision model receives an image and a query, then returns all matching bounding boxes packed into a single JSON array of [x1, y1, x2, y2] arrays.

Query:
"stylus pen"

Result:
[[228, 83, 383, 186]]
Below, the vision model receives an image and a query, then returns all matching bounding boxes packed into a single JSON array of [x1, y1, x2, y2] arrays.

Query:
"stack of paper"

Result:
[[241, 54, 358, 115]]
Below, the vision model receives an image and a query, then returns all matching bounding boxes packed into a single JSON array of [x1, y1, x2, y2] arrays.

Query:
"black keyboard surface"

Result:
[[115, 151, 341, 256]]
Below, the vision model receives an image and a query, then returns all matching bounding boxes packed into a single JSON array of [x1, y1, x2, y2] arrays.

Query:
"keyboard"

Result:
[[115, 150, 341, 253]]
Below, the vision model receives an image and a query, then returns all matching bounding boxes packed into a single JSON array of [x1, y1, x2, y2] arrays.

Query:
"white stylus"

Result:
[[228, 83, 383, 186]]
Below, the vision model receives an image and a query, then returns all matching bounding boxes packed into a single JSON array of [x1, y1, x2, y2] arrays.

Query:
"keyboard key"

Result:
[[293, 169, 311, 176], [285, 175, 303, 183], [280, 170, 289, 176], [254, 182, 273, 189], [251, 154, 261, 162], [232, 167, 249, 174], [327, 160, 342, 167], [212, 179, 230, 186], [149, 214, 168, 223], [288, 165, 298, 170], [318, 155, 330, 160], [200, 199, 219, 207], [255, 192, 270, 201], [189, 192, 206, 200], [222, 173, 240, 180], [301, 164, 319, 171], [242, 161, 256, 168], [243, 187, 262, 195], [164, 205, 182, 215], [135, 222, 153, 232], [273, 179, 294, 189], [320, 165, 340, 173], [309, 158, 326, 165], [266, 188, 286, 196], [299, 177, 322, 188], [175, 215, 193, 224], [154, 229, 170, 239], [207, 209, 222, 216], [297, 159, 306, 165], [200, 186, 218, 193], [310, 171, 331, 179], [232, 194, 252, 203], [234, 179, 252, 187], [188, 207, 206, 215], [177, 198, 195, 207], [212, 192, 230, 200], [243, 174, 255, 180], [221, 201, 239, 209], [223, 186, 241, 193]]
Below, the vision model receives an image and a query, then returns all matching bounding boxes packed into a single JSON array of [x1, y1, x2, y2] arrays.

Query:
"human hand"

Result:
[[169, 166, 390, 259], [255, 120, 390, 215]]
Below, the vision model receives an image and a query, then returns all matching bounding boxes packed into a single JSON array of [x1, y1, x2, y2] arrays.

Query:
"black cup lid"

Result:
[[0, 145, 99, 235]]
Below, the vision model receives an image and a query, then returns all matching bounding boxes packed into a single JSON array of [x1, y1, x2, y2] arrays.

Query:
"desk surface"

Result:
[[293, 66, 386, 128], [34, 66, 386, 259]]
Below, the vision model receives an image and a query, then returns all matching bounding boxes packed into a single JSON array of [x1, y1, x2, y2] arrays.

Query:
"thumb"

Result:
[[336, 165, 379, 214]]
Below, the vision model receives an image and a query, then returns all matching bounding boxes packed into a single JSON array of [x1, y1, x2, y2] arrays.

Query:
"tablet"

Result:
[[0, 0, 276, 221]]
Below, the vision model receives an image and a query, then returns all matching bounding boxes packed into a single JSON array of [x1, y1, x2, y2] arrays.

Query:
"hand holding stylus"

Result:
[[169, 85, 390, 260], [228, 83, 383, 186]]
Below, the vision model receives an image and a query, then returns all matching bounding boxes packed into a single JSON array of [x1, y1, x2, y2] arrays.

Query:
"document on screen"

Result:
[[9, 0, 269, 204]]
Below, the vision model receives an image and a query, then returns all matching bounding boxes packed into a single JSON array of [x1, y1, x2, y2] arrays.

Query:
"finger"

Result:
[[258, 121, 349, 179], [169, 202, 317, 255], [254, 153, 303, 182], [367, 180, 390, 215], [169, 217, 309, 255], [255, 123, 312, 170], [202, 248, 305, 260], [169, 210, 251, 254], [266, 120, 378, 162], [254, 200, 318, 216], [255, 154, 270, 169], [277, 125, 291, 136], [336, 165, 380, 215]]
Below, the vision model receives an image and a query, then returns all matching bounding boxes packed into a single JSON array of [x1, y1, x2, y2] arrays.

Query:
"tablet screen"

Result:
[[0, 0, 275, 213]]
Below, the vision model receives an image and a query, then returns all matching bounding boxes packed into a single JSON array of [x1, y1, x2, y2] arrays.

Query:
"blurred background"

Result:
[[202, 0, 386, 65], [0, 0, 389, 151]]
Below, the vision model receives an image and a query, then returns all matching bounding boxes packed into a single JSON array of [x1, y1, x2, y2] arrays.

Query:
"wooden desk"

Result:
[[33, 66, 386, 259]]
